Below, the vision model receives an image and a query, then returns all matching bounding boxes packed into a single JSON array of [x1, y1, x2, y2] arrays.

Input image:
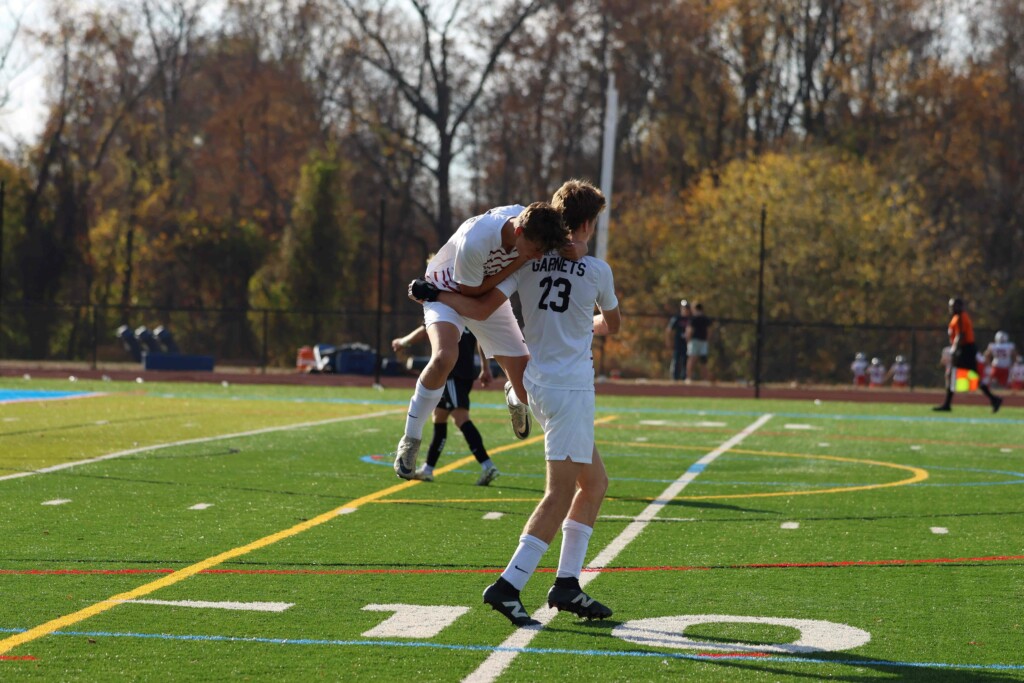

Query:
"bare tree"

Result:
[[338, 0, 551, 245]]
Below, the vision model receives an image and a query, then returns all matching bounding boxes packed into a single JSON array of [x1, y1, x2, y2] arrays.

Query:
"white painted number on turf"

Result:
[[612, 614, 871, 654], [361, 604, 470, 639]]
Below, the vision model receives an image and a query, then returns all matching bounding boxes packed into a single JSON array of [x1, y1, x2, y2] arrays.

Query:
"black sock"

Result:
[[459, 420, 489, 464], [426, 422, 447, 467], [554, 576, 581, 590]]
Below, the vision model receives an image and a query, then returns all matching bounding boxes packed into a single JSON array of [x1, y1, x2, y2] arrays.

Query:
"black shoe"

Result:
[[932, 405, 951, 412], [483, 579, 540, 627], [992, 396, 1003, 414], [546, 583, 613, 620]]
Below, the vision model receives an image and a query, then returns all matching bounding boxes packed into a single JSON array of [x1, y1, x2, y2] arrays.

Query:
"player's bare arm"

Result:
[[594, 307, 621, 336]]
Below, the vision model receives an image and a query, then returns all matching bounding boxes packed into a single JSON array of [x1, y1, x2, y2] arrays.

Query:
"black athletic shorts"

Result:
[[953, 343, 979, 372], [439, 376, 473, 411]]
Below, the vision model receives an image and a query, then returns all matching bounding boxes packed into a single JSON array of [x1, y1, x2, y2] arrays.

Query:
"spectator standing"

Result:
[[664, 299, 690, 381], [685, 302, 713, 382], [887, 355, 911, 388], [391, 326, 499, 486], [933, 298, 1002, 413], [851, 352, 869, 387], [867, 357, 886, 387], [983, 331, 1017, 389], [1010, 354, 1024, 392]]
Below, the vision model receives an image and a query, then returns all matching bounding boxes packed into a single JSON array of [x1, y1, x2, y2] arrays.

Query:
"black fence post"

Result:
[[261, 309, 269, 374], [374, 197, 385, 386], [754, 204, 767, 398]]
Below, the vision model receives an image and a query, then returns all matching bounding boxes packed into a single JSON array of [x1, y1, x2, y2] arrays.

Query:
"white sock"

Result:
[[556, 519, 593, 579], [481, 458, 495, 471], [505, 382, 523, 405], [421, 464, 434, 475], [500, 534, 549, 591], [404, 380, 444, 440]]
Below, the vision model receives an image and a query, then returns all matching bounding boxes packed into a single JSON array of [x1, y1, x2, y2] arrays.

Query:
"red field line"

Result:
[[3, 554, 1021, 577]]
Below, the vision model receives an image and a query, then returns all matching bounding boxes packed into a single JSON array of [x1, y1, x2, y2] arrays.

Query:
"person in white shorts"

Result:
[[393, 202, 571, 480], [413, 179, 621, 627]]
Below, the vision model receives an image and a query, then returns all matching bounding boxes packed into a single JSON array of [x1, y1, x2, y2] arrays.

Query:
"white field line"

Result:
[[462, 413, 774, 683], [114, 599, 293, 612], [0, 410, 402, 483]]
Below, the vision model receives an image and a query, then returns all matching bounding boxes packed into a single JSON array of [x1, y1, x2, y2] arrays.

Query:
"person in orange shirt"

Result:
[[933, 298, 1002, 413]]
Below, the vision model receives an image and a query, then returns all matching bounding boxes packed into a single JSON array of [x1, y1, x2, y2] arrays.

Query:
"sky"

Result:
[[0, 0, 49, 148]]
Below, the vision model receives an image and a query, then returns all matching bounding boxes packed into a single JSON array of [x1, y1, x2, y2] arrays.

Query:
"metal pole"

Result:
[[754, 204, 767, 398], [373, 197, 385, 386], [596, 73, 618, 262]]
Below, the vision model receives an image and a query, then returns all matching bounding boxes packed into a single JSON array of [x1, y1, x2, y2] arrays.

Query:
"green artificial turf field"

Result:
[[1, 377, 1022, 681]]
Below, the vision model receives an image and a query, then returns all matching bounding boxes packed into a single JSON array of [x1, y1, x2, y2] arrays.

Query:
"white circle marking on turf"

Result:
[[483, 512, 504, 520], [612, 614, 871, 654], [188, 503, 213, 510], [41, 499, 72, 506], [781, 522, 800, 529], [930, 527, 949, 534]]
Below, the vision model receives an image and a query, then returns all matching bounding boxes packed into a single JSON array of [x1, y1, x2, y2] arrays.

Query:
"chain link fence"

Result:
[[1, 302, 1016, 390]]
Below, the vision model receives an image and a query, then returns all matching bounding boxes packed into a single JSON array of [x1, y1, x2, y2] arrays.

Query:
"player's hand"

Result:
[[408, 279, 440, 303], [391, 338, 407, 353], [560, 240, 588, 260]]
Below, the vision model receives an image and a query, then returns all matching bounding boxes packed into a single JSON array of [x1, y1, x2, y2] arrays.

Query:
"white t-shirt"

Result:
[[424, 205, 525, 292], [498, 253, 618, 389]]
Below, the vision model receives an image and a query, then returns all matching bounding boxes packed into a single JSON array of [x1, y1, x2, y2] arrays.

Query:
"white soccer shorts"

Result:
[[423, 299, 528, 359], [524, 378, 595, 464]]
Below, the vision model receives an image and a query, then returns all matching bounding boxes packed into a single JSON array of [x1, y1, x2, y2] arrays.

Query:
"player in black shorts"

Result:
[[392, 326, 500, 485]]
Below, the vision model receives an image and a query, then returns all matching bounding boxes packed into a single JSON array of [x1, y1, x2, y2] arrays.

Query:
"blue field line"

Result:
[[1, 626, 1021, 672]]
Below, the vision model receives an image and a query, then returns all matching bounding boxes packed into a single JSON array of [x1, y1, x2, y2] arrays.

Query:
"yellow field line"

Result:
[[0, 415, 614, 655]]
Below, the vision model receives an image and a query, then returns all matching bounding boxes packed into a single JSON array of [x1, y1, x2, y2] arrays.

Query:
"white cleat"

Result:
[[413, 466, 434, 482], [393, 436, 421, 479], [504, 381, 531, 439]]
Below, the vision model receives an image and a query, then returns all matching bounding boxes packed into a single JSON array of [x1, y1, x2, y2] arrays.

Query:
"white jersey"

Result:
[[851, 358, 868, 377], [986, 341, 1017, 369], [498, 253, 618, 389], [867, 363, 886, 384], [424, 205, 525, 292], [1011, 361, 1024, 383], [890, 361, 910, 384]]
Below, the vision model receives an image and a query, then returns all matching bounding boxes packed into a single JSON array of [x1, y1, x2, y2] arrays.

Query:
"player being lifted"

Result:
[[410, 179, 620, 627], [392, 202, 574, 480]]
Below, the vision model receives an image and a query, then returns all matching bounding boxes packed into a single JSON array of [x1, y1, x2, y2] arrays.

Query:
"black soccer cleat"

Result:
[[408, 279, 441, 302], [483, 579, 540, 628], [546, 582, 613, 620]]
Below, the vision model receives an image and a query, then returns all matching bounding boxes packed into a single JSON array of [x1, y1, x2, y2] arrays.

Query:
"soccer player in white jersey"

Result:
[[867, 357, 886, 387], [392, 203, 570, 480], [983, 331, 1017, 389], [414, 179, 620, 627], [887, 355, 910, 388]]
